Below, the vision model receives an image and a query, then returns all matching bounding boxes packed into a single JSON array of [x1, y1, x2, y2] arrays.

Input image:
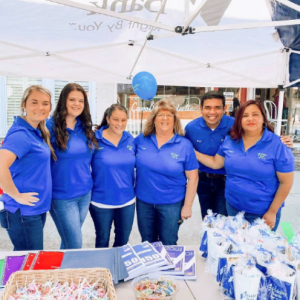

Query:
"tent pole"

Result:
[[127, 0, 168, 79], [276, 86, 285, 135], [192, 19, 300, 33], [152, 18, 300, 40], [276, 0, 300, 14], [185, 0, 190, 22], [183, 0, 209, 31], [275, 49, 289, 135]]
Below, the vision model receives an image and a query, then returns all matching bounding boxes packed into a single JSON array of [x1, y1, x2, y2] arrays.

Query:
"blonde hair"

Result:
[[143, 99, 184, 136], [21, 85, 57, 161]]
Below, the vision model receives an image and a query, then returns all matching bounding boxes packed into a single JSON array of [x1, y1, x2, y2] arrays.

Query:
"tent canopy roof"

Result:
[[0, 0, 299, 87]]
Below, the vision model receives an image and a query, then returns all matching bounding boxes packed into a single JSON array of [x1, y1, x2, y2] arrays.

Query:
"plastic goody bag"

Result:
[[233, 257, 262, 300]]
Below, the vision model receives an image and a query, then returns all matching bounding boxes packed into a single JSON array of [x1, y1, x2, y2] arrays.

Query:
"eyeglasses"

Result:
[[156, 113, 174, 118]]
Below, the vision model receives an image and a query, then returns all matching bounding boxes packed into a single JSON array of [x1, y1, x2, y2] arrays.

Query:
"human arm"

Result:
[[181, 169, 198, 220], [280, 136, 293, 148], [0, 150, 39, 206], [194, 151, 225, 170], [263, 171, 294, 229]]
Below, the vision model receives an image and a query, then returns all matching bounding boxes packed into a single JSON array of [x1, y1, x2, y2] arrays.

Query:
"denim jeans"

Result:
[[226, 201, 281, 231], [89, 203, 135, 248], [0, 209, 46, 251], [197, 172, 227, 219], [136, 198, 184, 245], [50, 190, 91, 249]]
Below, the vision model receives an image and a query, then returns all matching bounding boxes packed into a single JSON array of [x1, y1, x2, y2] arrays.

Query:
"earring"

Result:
[[23, 109, 27, 116], [263, 122, 266, 128]]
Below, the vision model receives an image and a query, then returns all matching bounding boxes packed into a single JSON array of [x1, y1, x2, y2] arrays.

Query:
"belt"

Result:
[[199, 171, 226, 179]]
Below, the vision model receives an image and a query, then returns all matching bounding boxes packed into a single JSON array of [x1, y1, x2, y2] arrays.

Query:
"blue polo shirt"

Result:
[[217, 128, 294, 214], [135, 133, 198, 205], [91, 126, 136, 205], [185, 115, 235, 174], [0, 117, 52, 216], [47, 117, 94, 200]]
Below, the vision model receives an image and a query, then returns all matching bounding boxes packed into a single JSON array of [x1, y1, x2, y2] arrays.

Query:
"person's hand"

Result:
[[262, 210, 277, 230], [281, 135, 293, 148], [15, 193, 39, 206], [181, 205, 192, 220]]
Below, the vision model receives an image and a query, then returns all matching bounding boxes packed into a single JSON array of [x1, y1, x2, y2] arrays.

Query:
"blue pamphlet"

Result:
[[162, 246, 185, 275], [151, 242, 175, 271]]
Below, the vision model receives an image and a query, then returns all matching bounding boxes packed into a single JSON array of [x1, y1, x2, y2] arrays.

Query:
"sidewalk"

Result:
[[0, 172, 299, 251]]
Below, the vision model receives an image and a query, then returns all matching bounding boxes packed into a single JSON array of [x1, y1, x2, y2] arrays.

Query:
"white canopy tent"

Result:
[[1, 0, 300, 134]]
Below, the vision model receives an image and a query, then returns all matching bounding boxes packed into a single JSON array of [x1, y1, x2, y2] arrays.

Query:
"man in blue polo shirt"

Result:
[[185, 91, 232, 218], [185, 91, 293, 219]]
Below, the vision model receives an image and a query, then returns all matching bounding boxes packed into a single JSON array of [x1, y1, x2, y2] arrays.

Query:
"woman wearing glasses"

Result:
[[135, 99, 198, 245]]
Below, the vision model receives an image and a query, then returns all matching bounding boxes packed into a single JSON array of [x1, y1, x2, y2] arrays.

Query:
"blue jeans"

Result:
[[197, 172, 227, 219], [89, 203, 135, 248], [0, 209, 46, 251], [136, 199, 184, 245], [50, 190, 91, 249], [226, 201, 281, 231]]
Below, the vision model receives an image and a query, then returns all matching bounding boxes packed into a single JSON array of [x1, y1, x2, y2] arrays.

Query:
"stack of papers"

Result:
[[121, 242, 170, 281], [1, 256, 26, 285], [163, 246, 186, 275], [151, 249, 197, 281], [169, 250, 197, 280], [31, 251, 64, 270], [120, 242, 196, 281], [60, 248, 128, 284], [151, 242, 175, 271]]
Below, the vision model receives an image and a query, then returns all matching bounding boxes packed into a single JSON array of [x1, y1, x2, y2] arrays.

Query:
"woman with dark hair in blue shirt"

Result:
[[0, 85, 56, 250], [47, 83, 98, 249], [135, 99, 199, 245], [195, 100, 294, 231], [90, 104, 135, 248]]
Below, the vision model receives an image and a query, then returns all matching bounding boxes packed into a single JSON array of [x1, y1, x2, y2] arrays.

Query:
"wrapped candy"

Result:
[[133, 277, 177, 300], [8, 278, 109, 300]]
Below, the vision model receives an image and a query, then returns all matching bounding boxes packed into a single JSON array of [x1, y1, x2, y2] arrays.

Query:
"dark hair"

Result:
[[96, 103, 128, 131], [230, 100, 274, 141], [232, 97, 240, 110], [201, 91, 226, 108], [52, 83, 98, 150]]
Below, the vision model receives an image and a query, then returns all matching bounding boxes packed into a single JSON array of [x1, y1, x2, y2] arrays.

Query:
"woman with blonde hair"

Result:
[[135, 99, 199, 245], [0, 85, 55, 250]]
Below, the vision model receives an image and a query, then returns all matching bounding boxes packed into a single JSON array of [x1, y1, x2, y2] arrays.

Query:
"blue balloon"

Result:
[[132, 71, 157, 100]]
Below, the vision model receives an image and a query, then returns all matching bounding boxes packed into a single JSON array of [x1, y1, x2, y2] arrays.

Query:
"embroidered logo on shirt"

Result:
[[197, 140, 202, 143], [141, 147, 146, 150], [127, 145, 133, 151], [228, 150, 234, 153], [99, 147, 104, 150], [171, 153, 179, 159], [258, 153, 267, 160]]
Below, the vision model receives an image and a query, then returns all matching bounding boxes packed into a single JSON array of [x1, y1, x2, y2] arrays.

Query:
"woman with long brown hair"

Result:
[[0, 85, 55, 250], [47, 83, 97, 249], [195, 100, 294, 231]]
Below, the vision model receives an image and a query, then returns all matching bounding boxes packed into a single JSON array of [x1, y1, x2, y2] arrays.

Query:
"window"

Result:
[[6, 77, 42, 129]]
